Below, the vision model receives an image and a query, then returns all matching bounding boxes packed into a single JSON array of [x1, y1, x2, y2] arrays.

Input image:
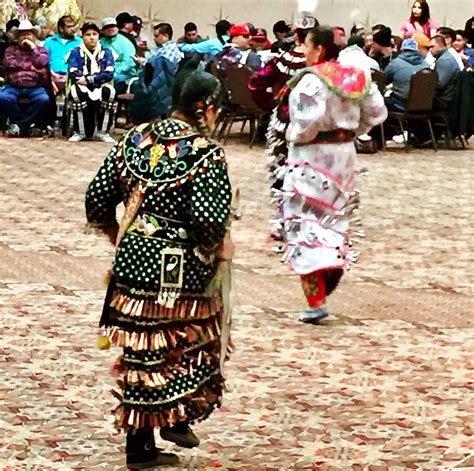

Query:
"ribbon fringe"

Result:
[[110, 291, 222, 321]]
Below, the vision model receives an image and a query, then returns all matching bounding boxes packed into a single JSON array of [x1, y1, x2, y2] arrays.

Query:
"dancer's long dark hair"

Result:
[[216, 20, 231, 45], [172, 72, 224, 136], [306, 25, 340, 61]]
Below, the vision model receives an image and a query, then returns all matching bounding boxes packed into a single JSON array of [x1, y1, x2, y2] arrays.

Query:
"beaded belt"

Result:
[[127, 212, 192, 242], [311, 129, 355, 144]]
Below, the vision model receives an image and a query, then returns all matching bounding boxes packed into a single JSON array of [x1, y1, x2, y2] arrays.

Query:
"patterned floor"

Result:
[[0, 136, 473, 470]]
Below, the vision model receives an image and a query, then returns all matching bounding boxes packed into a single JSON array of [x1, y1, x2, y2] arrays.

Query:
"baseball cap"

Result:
[[401, 38, 419, 51], [412, 33, 430, 49], [229, 23, 251, 38], [101, 17, 117, 29]]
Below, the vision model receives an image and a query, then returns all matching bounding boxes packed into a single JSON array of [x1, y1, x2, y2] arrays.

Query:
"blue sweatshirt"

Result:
[[44, 33, 82, 74]]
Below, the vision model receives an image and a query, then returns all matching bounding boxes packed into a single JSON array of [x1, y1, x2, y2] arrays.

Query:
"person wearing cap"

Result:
[[0, 19, 50, 137], [131, 16, 149, 57], [100, 17, 137, 93], [44, 15, 81, 87], [384, 38, 429, 111], [178, 20, 230, 61], [369, 26, 397, 70], [67, 22, 116, 142], [116, 11, 141, 57], [250, 28, 273, 64], [412, 32, 431, 58], [215, 22, 261, 72]]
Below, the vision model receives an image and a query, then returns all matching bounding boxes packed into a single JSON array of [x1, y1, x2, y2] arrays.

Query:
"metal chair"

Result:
[[387, 69, 438, 152]]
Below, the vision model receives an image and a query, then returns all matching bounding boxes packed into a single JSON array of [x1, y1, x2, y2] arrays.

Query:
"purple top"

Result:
[[3, 44, 50, 88]]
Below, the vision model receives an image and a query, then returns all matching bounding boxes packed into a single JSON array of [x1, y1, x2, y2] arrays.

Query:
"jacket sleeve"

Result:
[[85, 147, 123, 226], [3, 46, 21, 72], [32, 46, 50, 70], [355, 83, 388, 136], [67, 48, 82, 83], [190, 148, 232, 253], [114, 37, 137, 77], [246, 51, 262, 71], [89, 48, 115, 87], [248, 58, 279, 111], [180, 38, 217, 56], [286, 73, 328, 144]]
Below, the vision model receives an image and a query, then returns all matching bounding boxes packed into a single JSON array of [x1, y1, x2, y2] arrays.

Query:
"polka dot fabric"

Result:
[[85, 118, 232, 429]]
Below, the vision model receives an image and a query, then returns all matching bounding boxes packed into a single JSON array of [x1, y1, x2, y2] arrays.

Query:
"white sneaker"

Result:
[[96, 132, 117, 144], [392, 131, 408, 144], [6, 123, 20, 137], [68, 132, 86, 142]]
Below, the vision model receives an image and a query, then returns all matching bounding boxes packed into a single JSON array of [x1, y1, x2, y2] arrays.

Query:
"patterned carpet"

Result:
[[0, 136, 472, 470]]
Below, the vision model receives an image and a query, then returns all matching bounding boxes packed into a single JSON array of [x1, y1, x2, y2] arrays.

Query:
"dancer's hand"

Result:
[[217, 230, 235, 261]]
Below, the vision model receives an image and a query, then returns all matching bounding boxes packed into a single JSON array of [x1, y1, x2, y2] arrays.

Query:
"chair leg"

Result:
[[380, 123, 386, 152], [250, 115, 262, 149], [397, 118, 409, 153], [427, 118, 437, 152], [240, 119, 247, 133], [223, 113, 235, 145]]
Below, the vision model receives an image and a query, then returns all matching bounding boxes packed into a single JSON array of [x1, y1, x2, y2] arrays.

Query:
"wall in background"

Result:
[[76, 0, 472, 39]]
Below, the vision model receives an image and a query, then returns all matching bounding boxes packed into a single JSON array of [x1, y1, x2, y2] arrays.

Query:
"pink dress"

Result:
[[400, 18, 440, 39]]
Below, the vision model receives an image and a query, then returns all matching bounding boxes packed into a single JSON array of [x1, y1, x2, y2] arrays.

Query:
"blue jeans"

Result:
[[0, 85, 49, 132]]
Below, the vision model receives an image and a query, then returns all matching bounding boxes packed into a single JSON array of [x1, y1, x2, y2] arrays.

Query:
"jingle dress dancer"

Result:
[[85, 72, 233, 469], [280, 26, 387, 323]]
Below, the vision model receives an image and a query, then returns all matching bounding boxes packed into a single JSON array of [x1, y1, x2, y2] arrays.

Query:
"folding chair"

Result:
[[386, 69, 438, 152]]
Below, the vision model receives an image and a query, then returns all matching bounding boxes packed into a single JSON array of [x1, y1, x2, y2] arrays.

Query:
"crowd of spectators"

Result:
[[0, 3, 472, 147]]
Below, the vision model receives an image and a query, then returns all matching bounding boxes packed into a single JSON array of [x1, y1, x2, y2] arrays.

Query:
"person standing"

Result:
[[399, 1, 440, 39], [280, 26, 387, 323], [85, 71, 233, 469]]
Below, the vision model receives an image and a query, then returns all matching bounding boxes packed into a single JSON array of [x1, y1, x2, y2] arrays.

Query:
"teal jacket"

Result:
[[180, 35, 229, 60], [44, 33, 82, 74], [100, 34, 138, 83]]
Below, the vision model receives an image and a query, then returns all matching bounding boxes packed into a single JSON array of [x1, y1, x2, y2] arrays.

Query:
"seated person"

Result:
[[0, 19, 20, 79], [429, 35, 461, 111], [129, 23, 182, 124], [179, 20, 230, 62], [215, 23, 262, 72], [44, 15, 82, 90], [453, 29, 474, 67], [0, 20, 50, 137], [369, 26, 397, 70], [100, 17, 137, 94], [412, 33, 431, 58], [67, 22, 116, 143], [384, 38, 429, 111], [250, 28, 274, 65], [438, 27, 464, 70], [339, 35, 381, 72], [177, 22, 204, 45]]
